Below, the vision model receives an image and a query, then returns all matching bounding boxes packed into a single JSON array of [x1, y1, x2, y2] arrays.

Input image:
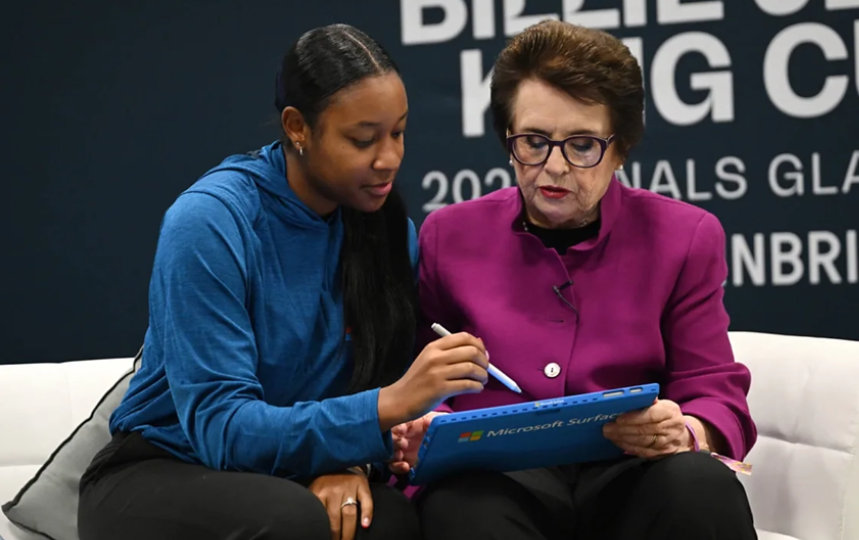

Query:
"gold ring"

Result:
[[340, 497, 358, 509], [647, 434, 658, 448]]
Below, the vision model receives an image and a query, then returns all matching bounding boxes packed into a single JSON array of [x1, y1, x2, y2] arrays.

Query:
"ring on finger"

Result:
[[647, 433, 658, 448], [341, 497, 358, 509]]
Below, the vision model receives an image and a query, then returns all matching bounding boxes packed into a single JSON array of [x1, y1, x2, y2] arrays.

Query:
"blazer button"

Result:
[[543, 362, 561, 378]]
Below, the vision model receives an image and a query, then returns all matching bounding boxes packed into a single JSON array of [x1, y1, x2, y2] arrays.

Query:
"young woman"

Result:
[[77, 24, 488, 540]]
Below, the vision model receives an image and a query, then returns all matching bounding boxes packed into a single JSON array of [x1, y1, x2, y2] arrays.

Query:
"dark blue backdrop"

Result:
[[2, 1, 857, 363]]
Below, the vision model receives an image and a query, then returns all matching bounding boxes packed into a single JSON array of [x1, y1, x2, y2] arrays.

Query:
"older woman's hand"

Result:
[[308, 470, 372, 540], [602, 399, 698, 458], [389, 411, 447, 475]]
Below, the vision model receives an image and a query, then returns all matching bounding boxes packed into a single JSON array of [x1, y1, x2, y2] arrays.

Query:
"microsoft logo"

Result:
[[458, 431, 483, 443]]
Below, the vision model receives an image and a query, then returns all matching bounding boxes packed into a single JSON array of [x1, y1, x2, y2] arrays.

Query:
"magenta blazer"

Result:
[[417, 179, 756, 460]]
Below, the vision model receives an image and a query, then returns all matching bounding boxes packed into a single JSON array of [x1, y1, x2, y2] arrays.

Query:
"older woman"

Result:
[[411, 20, 757, 540]]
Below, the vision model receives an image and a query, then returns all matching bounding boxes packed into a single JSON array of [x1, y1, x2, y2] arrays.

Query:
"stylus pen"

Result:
[[430, 323, 523, 394]]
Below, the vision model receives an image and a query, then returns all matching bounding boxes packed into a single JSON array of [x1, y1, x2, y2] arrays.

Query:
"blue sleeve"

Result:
[[149, 191, 392, 477], [408, 217, 419, 280]]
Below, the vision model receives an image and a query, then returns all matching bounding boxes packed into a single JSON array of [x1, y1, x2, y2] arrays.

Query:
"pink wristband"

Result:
[[682, 421, 754, 475], [684, 421, 700, 452]]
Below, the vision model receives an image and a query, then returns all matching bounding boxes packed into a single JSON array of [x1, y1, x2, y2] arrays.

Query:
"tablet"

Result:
[[408, 383, 660, 485]]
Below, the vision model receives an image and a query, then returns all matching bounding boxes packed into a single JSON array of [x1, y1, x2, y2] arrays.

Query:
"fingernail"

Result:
[[362, 517, 371, 528]]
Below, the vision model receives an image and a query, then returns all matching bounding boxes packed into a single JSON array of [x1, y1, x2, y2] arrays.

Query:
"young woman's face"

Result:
[[509, 78, 622, 229], [299, 72, 408, 215]]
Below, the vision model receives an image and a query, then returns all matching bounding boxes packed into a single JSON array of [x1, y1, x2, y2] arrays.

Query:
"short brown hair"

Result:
[[490, 20, 644, 162]]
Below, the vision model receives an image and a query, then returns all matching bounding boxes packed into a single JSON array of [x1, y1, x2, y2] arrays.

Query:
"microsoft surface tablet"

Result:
[[408, 383, 659, 485]]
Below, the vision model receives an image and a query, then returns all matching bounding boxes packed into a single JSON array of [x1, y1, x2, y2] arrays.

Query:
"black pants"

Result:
[[417, 451, 756, 540], [78, 432, 420, 540]]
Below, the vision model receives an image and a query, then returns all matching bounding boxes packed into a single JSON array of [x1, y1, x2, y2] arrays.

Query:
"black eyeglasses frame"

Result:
[[506, 133, 616, 169]]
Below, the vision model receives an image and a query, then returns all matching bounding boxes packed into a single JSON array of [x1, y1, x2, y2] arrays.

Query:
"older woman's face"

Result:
[[509, 78, 622, 230]]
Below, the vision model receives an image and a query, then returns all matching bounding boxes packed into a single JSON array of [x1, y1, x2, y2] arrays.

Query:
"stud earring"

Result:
[[509, 158, 513, 166]]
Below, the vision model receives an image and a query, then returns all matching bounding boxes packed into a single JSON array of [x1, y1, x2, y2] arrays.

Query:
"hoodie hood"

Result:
[[199, 140, 337, 230]]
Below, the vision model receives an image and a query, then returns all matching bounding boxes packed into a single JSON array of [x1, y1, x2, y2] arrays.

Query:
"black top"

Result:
[[522, 218, 601, 254]]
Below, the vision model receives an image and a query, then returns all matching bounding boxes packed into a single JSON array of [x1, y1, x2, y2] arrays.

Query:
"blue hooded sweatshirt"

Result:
[[110, 141, 418, 478]]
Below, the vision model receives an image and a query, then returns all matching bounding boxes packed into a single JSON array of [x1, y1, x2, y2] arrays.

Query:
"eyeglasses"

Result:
[[507, 133, 615, 169]]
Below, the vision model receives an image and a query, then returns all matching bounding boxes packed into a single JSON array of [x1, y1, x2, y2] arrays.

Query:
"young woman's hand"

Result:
[[308, 470, 373, 540], [378, 332, 488, 431], [602, 398, 700, 458], [389, 411, 447, 474]]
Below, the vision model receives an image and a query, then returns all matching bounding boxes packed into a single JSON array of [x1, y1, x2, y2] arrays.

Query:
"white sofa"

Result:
[[2, 332, 859, 540]]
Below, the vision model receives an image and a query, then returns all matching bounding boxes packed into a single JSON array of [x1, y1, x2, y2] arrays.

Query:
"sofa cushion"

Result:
[[2, 350, 140, 540]]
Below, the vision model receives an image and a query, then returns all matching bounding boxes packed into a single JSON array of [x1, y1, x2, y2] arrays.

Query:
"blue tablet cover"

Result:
[[408, 383, 660, 485]]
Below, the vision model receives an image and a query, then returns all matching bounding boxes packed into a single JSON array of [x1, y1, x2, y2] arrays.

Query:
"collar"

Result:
[[509, 176, 622, 251]]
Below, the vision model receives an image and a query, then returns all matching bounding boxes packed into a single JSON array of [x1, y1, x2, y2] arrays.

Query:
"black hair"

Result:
[[341, 189, 416, 392], [275, 23, 400, 129], [274, 24, 415, 392]]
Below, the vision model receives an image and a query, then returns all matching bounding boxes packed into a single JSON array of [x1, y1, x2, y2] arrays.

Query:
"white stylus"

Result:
[[430, 323, 523, 394]]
